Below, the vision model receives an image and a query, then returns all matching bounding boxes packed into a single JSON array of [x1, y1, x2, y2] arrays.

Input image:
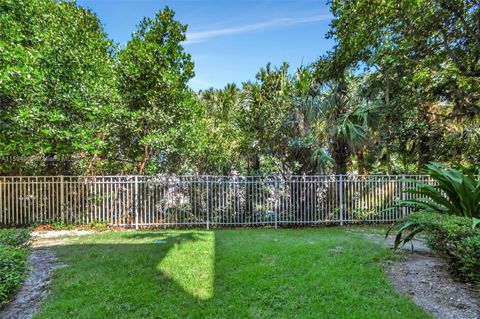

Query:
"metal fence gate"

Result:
[[0, 175, 431, 227]]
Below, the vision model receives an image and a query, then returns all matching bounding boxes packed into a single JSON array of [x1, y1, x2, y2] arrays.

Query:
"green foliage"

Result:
[[0, 228, 30, 247], [387, 162, 480, 285], [0, 247, 28, 306], [390, 162, 480, 224], [0, 0, 479, 176], [0, 228, 30, 306], [197, 63, 338, 175], [197, 85, 247, 174], [323, 0, 480, 173], [201, 62, 380, 175], [329, 0, 480, 115], [427, 215, 480, 285], [0, 0, 119, 175], [239, 63, 324, 174], [116, 7, 195, 174], [389, 213, 480, 285], [387, 161, 480, 260]]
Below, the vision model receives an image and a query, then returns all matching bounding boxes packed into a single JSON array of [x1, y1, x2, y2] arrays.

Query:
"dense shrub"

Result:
[[0, 229, 30, 307], [390, 162, 480, 227], [393, 212, 480, 285], [387, 162, 480, 285], [0, 229, 30, 247]]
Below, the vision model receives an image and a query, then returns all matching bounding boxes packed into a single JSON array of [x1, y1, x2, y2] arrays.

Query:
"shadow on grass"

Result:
[[124, 230, 201, 242], [33, 230, 430, 319], [35, 231, 215, 317]]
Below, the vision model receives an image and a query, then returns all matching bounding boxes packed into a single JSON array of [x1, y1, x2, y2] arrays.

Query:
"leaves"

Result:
[[387, 162, 480, 250], [391, 162, 480, 220], [115, 7, 195, 174], [0, 0, 118, 174], [1, 1, 479, 177]]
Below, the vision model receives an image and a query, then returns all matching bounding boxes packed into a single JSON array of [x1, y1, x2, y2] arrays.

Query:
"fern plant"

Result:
[[387, 162, 480, 249]]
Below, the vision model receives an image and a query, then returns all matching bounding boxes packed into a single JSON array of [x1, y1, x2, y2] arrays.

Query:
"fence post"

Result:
[[339, 175, 344, 225], [60, 175, 64, 223], [134, 176, 139, 230], [274, 175, 278, 229], [401, 174, 406, 217], [206, 176, 210, 230]]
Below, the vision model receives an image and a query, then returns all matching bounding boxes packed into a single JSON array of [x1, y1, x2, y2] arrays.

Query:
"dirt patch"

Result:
[[354, 230, 480, 319], [31, 229, 96, 239], [0, 248, 63, 319], [29, 230, 98, 248], [370, 232, 431, 253], [388, 252, 480, 319], [0, 232, 91, 318]]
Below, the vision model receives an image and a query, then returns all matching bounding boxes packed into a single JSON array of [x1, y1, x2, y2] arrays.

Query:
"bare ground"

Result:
[[351, 229, 480, 319], [389, 252, 480, 319], [0, 230, 95, 319], [0, 248, 61, 319]]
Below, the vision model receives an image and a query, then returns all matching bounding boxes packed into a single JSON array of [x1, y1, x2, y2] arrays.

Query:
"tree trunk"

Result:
[[330, 137, 350, 174], [416, 103, 433, 172], [416, 135, 431, 172], [330, 77, 351, 174], [356, 149, 366, 174], [137, 144, 150, 174], [384, 67, 393, 175], [248, 153, 260, 174]]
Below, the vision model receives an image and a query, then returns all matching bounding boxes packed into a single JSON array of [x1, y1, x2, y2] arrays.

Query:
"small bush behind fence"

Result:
[[0, 175, 432, 227]]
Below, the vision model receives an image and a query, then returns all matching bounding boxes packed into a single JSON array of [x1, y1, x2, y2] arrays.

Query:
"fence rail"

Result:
[[0, 175, 432, 227]]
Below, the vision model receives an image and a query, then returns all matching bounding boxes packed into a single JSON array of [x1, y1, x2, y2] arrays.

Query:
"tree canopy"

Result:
[[1, 0, 478, 175]]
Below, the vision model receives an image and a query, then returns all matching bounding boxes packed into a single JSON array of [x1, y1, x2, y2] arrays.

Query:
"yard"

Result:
[[31, 228, 429, 318]]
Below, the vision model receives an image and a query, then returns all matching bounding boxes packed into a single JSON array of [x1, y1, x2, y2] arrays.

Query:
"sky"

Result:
[[77, 0, 334, 91]]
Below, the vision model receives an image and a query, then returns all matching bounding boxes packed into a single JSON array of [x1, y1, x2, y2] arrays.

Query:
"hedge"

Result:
[[401, 212, 480, 285]]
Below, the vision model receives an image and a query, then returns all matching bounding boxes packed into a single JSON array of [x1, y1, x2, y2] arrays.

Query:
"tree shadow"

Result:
[[35, 230, 427, 319], [123, 231, 200, 242], [37, 231, 216, 317], [39, 231, 295, 317]]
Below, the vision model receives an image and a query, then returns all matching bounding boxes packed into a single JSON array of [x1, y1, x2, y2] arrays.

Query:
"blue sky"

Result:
[[77, 0, 334, 91]]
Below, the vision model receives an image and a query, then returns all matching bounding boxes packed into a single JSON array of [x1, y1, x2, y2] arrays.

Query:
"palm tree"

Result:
[[308, 75, 376, 174]]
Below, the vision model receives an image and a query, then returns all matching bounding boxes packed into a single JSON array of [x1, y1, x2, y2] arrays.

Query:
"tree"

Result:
[[197, 84, 247, 174], [116, 7, 195, 174], [239, 63, 329, 175], [0, 0, 118, 175], [314, 55, 379, 174], [323, 0, 480, 172]]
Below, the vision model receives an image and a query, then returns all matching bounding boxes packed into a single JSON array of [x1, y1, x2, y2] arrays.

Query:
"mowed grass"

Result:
[[34, 229, 429, 319]]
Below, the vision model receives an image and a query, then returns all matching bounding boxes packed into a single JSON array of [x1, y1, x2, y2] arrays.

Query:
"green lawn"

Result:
[[34, 229, 429, 319]]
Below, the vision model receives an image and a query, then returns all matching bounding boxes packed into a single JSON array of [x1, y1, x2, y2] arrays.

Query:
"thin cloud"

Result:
[[185, 14, 332, 44], [189, 77, 214, 90]]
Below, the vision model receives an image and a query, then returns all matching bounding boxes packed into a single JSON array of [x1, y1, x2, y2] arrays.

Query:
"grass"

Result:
[[0, 228, 30, 307], [34, 228, 429, 319]]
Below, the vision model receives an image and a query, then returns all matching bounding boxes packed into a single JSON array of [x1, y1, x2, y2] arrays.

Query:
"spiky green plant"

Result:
[[387, 162, 480, 249]]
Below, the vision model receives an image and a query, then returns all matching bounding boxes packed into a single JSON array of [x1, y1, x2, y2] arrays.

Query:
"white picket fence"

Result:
[[0, 175, 432, 227]]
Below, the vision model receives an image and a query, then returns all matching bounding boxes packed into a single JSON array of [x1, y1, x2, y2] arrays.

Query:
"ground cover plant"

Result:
[[387, 162, 480, 247], [33, 229, 429, 319], [395, 162, 480, 225], [393, 212, 480, 286], [0, 228, 30, 306], [387, 162, 480, 286]]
